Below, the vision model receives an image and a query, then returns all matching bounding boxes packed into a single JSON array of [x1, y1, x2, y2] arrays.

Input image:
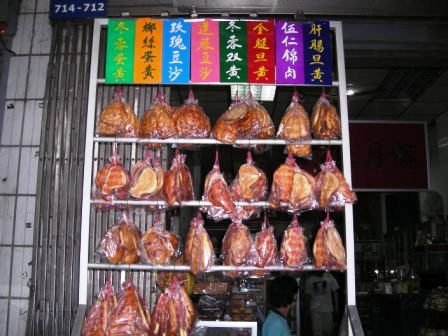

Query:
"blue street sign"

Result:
[[50, 0, 107, 20]]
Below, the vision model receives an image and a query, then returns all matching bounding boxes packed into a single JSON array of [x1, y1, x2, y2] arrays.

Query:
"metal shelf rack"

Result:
[[75, 18, 357, 336]]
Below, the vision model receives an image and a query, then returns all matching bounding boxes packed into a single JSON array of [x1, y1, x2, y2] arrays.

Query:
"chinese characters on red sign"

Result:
[[247, 20, 275, 83]]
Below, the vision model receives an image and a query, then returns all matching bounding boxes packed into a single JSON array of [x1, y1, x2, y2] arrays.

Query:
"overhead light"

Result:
[[230, 84, 276, 101], [346, 89, 355, 96]]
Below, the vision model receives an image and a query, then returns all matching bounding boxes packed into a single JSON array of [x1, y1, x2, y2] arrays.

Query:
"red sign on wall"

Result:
[[349, 122, 429, 190]]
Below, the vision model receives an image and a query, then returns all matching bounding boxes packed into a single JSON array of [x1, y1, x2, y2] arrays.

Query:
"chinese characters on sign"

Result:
[[247, 20, 275, 83], [275, 20, 304, 84], [134, 18, 163, 83], [191, 19, 220, 83], [162, 19, 191, 84], [105, 18, 332, 85], [105, 19, 135, 83], [349, 122, 428, 190], [219, 20, 248, 83], [303, 21, 332, 85]]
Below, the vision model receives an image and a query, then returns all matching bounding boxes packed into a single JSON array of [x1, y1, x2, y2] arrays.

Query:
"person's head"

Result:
[[268, 274, 299, 309]]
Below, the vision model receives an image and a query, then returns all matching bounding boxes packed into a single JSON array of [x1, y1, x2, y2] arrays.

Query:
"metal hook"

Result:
[[190, 5, 198, 18]]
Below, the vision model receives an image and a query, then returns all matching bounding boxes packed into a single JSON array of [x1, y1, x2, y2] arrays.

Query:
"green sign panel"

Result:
[[105, 19, 136, 83], [219, 20, 247, 83]]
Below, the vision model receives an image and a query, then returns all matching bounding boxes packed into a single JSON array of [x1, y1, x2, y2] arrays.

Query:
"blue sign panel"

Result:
[[303, 20, 332, 85], [162, 19, 191, 84], [50, 0, 107, 20]]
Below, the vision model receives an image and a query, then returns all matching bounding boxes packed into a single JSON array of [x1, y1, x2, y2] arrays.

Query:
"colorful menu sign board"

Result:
[[275, 20, 304, 84], [219, 20, 247, 83], [162, 19, 191, 84], [190, 19, 220, 82], [247, 20, 275, 83], [134, 18, 163, 83], [105, 18, 332, 85], [105, 19, 135, 83]]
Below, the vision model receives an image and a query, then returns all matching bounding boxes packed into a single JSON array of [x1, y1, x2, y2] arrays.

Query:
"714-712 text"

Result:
[[53, 2, 105, 13]]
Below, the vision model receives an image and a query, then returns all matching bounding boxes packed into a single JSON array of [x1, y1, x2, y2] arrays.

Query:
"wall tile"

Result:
[[18, 148, 39, 195], [8, 300, 28, 336], [0, 247, 12, 297], [11, 15, 34, 55], [11, 248, 32, 298], [22, 101, 42, 145], [0, 148, 20, 194], [0, 197, 15, 245], [36, 0, 50, 13], [14, 197, 35, 246], [5, 57, 29, 100], [0, 299, 7, 336], [1, 101, 24, 146], [26, 56, 49, 99], [19, 0, 36, 14], [32, 14, 52, 54]]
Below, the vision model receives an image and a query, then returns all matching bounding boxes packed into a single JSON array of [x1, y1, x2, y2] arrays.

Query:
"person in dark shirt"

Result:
[[262, 274, 299, 336]]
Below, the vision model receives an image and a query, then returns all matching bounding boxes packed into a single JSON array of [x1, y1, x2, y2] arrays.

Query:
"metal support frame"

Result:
[[78, 18, 106, 305], [94, 136, 342, 145], [331, 20, 357, 335], [75, 18, 359, 335]]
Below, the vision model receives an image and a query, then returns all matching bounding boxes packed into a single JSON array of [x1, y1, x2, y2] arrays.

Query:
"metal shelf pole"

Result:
[[332, 20, 357, 336], [78, 18, 107, 306], [93, 137, 342, 146]]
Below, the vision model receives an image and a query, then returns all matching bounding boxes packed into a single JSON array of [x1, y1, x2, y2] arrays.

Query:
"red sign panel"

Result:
[[349, 122, 429, 190], [247, 20, 276, 83]]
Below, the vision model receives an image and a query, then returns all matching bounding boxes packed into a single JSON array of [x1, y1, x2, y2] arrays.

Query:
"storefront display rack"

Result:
[[73, 18, 357, 335]]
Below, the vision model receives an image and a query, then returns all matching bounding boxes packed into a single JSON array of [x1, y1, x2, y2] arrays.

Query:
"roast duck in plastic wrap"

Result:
[[97, 212, 142, 264], [315, 150, 357, 209], [269, 153, 318, 212], [310, 93, 342, 140], [140, 92, 176, 148], [222, 211, 256, 276], [313, 213, 346, 270], [184, 212, 215, 275], [140, 213, 180, 265], [94, 151, 129, 206], [230, 151, 267, 218], [149, 276, 197, 336], [81, 281, 117, 336], [163, 150, 194, 206], [254, 215, 277, 268], [106, 278, 151, 335], [172, 89, 211, 145], [129, 151, 164, 202], [212, 92, 275, 144], [96, 88, 140, 137], [277, 91, 312, 158], [279, 214, 309, 268], [201, 150, 235, 221]]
